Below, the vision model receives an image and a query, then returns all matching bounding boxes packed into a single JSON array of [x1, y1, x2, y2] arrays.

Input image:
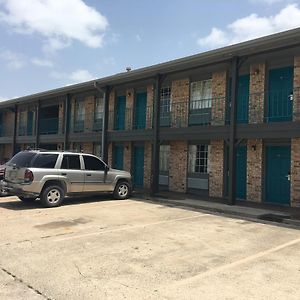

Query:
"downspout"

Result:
[[94, 82, 110, 163]]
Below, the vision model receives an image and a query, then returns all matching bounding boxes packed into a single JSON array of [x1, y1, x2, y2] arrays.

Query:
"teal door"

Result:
[[265, 146, 291, 205], [134, 92, 147, 129], [27, 111, 34, 135], [0, 112, 3, 136], [236, 146, 247, 200], [113, 145, 124, 170], [133, 145, 144, 187], [268, 67, 293, 122], [226, 75, 250, 124], [115, 96, 126, 130]]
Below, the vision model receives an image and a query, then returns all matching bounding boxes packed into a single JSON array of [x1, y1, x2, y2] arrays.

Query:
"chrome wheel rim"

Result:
[[47, 188, 61, 204], [118, 184, 128, 197]]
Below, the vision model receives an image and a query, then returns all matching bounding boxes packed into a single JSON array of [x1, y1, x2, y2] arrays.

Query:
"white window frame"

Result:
[[190, 79, 212, 110], [188, 144, 210, 174]]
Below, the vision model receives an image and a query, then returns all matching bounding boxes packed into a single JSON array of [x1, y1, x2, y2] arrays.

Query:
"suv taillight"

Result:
[[24, 169, 34, 182]]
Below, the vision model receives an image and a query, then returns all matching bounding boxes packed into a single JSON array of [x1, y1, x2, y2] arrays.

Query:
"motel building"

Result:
[[1, 28, 300, 207]]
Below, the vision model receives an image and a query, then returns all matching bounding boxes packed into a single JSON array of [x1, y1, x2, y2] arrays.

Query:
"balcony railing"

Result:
[[39, 117, 59, 135], [0, 124, 13, 137], [18, 123, 34, 136], [69, 113, 103, 133], [109, 106, 153, 130]]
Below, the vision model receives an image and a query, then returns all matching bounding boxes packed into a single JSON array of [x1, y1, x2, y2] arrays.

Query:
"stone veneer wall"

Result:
[[209, 140, 224, 198], [169, 141, 188, 192], [108, 90, 115, 130], [146, 85, 154, 129], [211, 71, 227, 126], [291, 138, 300, 207], [126, 89, 134, 130], [170, 79, 190, 128], [143, 141, 152, 189], [249, 63, 266, 124], [247, 139, 263, 202], [293, 56, 300, 121]]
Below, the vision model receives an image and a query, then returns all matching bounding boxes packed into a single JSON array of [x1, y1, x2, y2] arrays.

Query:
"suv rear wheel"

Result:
[[113, 181, 130, 199], [40, 185, 65, 208]]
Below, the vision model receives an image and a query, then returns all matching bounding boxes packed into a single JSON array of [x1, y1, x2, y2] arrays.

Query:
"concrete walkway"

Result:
[[134, 191, 300, 228]]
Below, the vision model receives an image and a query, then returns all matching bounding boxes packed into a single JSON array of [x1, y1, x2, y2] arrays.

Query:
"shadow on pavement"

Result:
[[0, 194, 119, 211]]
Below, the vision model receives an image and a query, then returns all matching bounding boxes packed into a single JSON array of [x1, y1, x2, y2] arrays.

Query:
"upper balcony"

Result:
[[69, 112, 103, 134], [107, 87, 300, 133]]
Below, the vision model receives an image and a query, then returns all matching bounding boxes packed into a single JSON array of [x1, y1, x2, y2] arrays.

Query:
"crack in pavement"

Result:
[[1, 266, 52, 300]]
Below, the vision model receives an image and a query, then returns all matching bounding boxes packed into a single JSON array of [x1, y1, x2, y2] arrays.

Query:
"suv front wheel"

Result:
[[113, 181, 130, 200], [40, 185, 65, 208]]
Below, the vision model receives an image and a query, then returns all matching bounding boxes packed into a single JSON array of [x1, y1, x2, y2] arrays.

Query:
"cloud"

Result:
[[50, 69, 95, 83], [136, 34, 142, 42], [69, 69, 95, 83], [250, 0, 287, 4], [197, 4, 300, 49], [0, 0, 108, 52], [32, 58, 53, 68], [0, 49, 25, 70]]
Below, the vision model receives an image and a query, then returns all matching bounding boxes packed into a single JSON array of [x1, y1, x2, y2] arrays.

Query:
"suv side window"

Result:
[[83, 155, 105, 171], [31, 154, 58, 168], [61, 155, 81, 170]]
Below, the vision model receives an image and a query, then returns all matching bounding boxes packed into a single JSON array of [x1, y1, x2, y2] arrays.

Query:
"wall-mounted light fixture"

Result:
[[254, 68, 260, 75], [251, 145, 256, 151]]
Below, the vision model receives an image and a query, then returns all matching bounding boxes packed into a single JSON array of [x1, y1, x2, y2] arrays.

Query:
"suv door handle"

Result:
[[61, 173, 67, 176], [86, 174, 92, 176]]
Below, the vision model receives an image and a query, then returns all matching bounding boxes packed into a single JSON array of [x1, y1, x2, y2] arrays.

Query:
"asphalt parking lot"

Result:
[[1, 196, 300, 300]]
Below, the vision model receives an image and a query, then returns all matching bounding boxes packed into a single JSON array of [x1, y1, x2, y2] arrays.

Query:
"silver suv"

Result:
[[2, 150, 132, 207]]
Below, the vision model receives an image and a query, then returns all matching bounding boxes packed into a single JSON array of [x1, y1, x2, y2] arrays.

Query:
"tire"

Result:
[[113, 181, 131, 200], [40, 185, 65, 208], [19, 196, 36, 203]]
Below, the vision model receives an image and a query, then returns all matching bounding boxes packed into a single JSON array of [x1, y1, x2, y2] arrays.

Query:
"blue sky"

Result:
[[0, 0, 300, 100]]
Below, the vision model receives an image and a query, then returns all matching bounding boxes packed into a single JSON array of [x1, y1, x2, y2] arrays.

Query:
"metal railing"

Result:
[[39, 117, 59, 135], [0, 124, 13, 137], [18, 123, 34, 136], [108, 106, 153, 130], [69, 113, 103, 133]]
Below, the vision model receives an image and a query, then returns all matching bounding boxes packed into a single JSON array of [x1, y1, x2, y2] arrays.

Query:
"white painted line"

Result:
[[55, 213, 211, 242], [173, 236, 300, 287]]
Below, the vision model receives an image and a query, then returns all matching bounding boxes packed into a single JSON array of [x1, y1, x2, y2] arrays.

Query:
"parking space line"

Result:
[[55, 213, 211, 242], [173, 236, 300, 287]]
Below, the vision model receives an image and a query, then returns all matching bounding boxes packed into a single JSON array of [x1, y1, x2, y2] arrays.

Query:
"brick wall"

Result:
[[291, 138, 300, 207], [209, 140, 224, 198], [82, 142, 93, 154], [247, 139, 263, 202], [171, 79, 189, 128], [108, 90, 115, 130], [144, 141, 152, 189], [169, 141, 188, 192], [126, 89, 134, 130], [124, 142, 132, 173], [0, 144, 12, 161], [146, 85, 154, 129], [3, 110, 14, 136], [211, 71, 227, 126], [58, 100, 65, 134], [249, 63, 265, 123], [107, 142, 113, 166], [293, 56, 300, 121], [84, 95, 94, 132]]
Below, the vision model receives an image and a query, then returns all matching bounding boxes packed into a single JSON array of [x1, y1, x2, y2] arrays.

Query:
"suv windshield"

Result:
[[7, 152, 37, 168]]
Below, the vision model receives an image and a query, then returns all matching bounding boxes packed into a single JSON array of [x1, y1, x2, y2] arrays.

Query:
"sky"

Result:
[[1, 0, 300, 100]]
